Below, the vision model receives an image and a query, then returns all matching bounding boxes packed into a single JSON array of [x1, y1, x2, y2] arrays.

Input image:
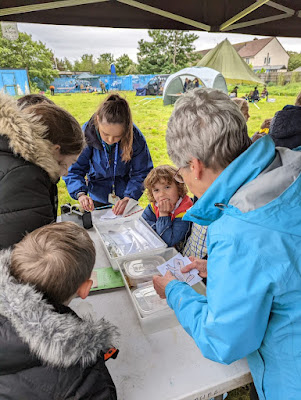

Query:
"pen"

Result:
[[94, 205, 113, 210]]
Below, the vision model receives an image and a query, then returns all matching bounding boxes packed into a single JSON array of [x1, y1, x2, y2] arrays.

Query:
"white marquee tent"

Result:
[[163, 67, 227, 106]]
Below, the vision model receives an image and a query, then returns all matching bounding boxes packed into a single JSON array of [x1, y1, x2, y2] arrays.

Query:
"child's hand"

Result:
[[181, 256, 207, 278], [158, 199, 174, 217]]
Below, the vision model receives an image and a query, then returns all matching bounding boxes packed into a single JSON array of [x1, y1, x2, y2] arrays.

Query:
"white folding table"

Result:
[[69, 211, 252, 400]]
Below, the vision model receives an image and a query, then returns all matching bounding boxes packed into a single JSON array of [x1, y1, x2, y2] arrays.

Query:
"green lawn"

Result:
[[48, 87, 300, 399], [49, 89, 299, 212]]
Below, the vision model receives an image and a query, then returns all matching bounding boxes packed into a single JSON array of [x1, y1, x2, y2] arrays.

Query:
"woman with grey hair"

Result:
[[153, 88, 301, 400]]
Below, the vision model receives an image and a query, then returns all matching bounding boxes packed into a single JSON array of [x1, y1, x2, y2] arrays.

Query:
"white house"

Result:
[[197, 37, 289, 72]]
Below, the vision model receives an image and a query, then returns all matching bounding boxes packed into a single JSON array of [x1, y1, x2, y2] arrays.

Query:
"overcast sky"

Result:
[[18, 22, 301, 63]]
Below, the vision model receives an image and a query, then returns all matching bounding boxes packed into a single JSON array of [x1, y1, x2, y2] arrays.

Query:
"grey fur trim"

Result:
[[0, 249, 119, 368], [0, 93, 61, 182]]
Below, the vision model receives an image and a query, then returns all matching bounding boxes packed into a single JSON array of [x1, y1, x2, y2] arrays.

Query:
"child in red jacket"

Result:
[[142, 165, 193, 249]]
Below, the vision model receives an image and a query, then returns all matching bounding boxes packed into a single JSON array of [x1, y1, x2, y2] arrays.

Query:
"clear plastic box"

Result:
[[123, 255, 166, 286], [94, 217, 167, 270], [117, 247, 207, 334], [132, 283, 169, 317]]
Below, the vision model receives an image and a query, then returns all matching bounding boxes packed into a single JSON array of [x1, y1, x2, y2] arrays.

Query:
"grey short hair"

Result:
[[166, 88, 251, 171]]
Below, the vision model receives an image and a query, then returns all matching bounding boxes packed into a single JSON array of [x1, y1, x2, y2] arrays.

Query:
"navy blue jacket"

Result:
[[142, 197, 192, 247], [269, 105, 301, 149], [64, 118, 153, 203]]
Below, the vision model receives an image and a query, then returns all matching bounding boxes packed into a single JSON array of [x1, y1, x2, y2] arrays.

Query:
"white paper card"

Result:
[[157, 253, 202, 286], [123, 198, 143, 217], [99, 209, 122, 220]]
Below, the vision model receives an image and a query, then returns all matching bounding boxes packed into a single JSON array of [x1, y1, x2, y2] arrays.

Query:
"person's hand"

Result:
[[158, 199, 174, 217], [181, 256, 207, 278], [113, 197, 130, 215], [78, 195, 94, 212], [153, 271, 176, 299]]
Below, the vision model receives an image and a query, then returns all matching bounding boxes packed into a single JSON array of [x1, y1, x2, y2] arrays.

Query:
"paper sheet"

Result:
[[157, 254, 201, 286], [100, 209, 122, 220], [99, 199, 143, 220], [90, 267, 124, 291]]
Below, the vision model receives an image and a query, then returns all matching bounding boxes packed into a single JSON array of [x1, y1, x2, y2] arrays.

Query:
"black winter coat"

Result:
[[269, 105, 301, 149], [0, 249, 118, 400], [0, 94, 61, 249]]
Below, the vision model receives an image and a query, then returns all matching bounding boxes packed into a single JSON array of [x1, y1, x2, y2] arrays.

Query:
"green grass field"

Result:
[[48, 87, 300, 399], [48, 88, 299, 213]]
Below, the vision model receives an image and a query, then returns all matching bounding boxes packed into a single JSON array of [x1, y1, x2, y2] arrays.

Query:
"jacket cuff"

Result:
[[76, 191, 87, 199], [165, 280, 186, 309]]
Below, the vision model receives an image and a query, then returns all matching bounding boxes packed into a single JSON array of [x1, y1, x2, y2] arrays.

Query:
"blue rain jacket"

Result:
[[63, 119, 153, 203], [165, 136, 301, 400]]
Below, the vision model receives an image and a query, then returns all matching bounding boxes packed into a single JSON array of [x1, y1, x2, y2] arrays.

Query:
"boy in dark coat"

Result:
[[0, 222, 118, 400]]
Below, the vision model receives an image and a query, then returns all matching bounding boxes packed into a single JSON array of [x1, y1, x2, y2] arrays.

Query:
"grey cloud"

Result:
[[18, 23, 301, 63]]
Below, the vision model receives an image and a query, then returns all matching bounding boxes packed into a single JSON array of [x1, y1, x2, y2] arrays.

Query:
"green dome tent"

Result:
[[197, 39, 263, 85]]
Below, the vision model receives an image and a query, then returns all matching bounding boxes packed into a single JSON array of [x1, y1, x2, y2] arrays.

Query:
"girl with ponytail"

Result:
[[64, 94, 153, 215]]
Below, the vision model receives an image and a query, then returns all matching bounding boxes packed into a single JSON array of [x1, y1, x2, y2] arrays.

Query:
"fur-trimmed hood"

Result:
[[0, 249, 119, 369], [0, 93, 61, 182]]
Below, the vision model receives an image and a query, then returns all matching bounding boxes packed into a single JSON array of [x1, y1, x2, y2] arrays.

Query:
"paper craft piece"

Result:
[[157, 254, 201, 286], [90, 267, 124, 291], [99, 202, 143, 220], [99, 209, 122, 220], [122, 198, 143, 217]]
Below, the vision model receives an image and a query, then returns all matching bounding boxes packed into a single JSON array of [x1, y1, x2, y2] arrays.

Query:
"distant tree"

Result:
[[115, 54, 136, 75], [74, 54, 95, 72], [55, 57, 66, 71], [93, 60, 110, 75], [288, 51, 301, 71], [0, 31, 58, 88], [92, 53, 115, 74], [125, 63, 138, 75], [137, 30, 198, 74], [64, 57, 73, 71], [97, 53, 114, 65]]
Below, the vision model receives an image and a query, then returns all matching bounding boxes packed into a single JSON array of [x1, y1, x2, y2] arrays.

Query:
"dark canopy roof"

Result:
[[0, 1, 300, 37]]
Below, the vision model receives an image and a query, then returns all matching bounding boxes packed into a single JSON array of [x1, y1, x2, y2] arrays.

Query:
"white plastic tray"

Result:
[[117, 248, 207, 334], [93, 216, 167, 270]]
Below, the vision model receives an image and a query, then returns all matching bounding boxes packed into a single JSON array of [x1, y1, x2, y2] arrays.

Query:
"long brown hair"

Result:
[[94, 93, 133, 162], [26, 103, 85, 155]]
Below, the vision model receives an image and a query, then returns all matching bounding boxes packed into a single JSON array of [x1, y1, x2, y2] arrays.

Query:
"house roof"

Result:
[[235, 37, 274, 57], [197, 37, 275, 59]]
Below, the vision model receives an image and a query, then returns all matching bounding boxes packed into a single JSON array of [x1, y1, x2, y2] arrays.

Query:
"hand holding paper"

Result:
[[156, 254, 202, 286]]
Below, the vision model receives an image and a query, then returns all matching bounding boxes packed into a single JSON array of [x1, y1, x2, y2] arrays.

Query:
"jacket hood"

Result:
[[184, 136, 301, 237], [0, 93, 61, 182], [0, 249, 119, 369], [84, 115, 103, 150], [269, 105, 301, 149]]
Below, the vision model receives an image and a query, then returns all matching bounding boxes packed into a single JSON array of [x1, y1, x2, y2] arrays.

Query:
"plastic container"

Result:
[[118, 245, 208, 334], [94, 217, 167, 270], [123, 255, 166, 286], [132, 283, 169, 317]]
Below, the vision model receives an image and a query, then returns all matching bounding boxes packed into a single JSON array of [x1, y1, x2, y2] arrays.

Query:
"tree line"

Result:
[[0, 29, 200, 89], [1, 29, 300, 90]]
